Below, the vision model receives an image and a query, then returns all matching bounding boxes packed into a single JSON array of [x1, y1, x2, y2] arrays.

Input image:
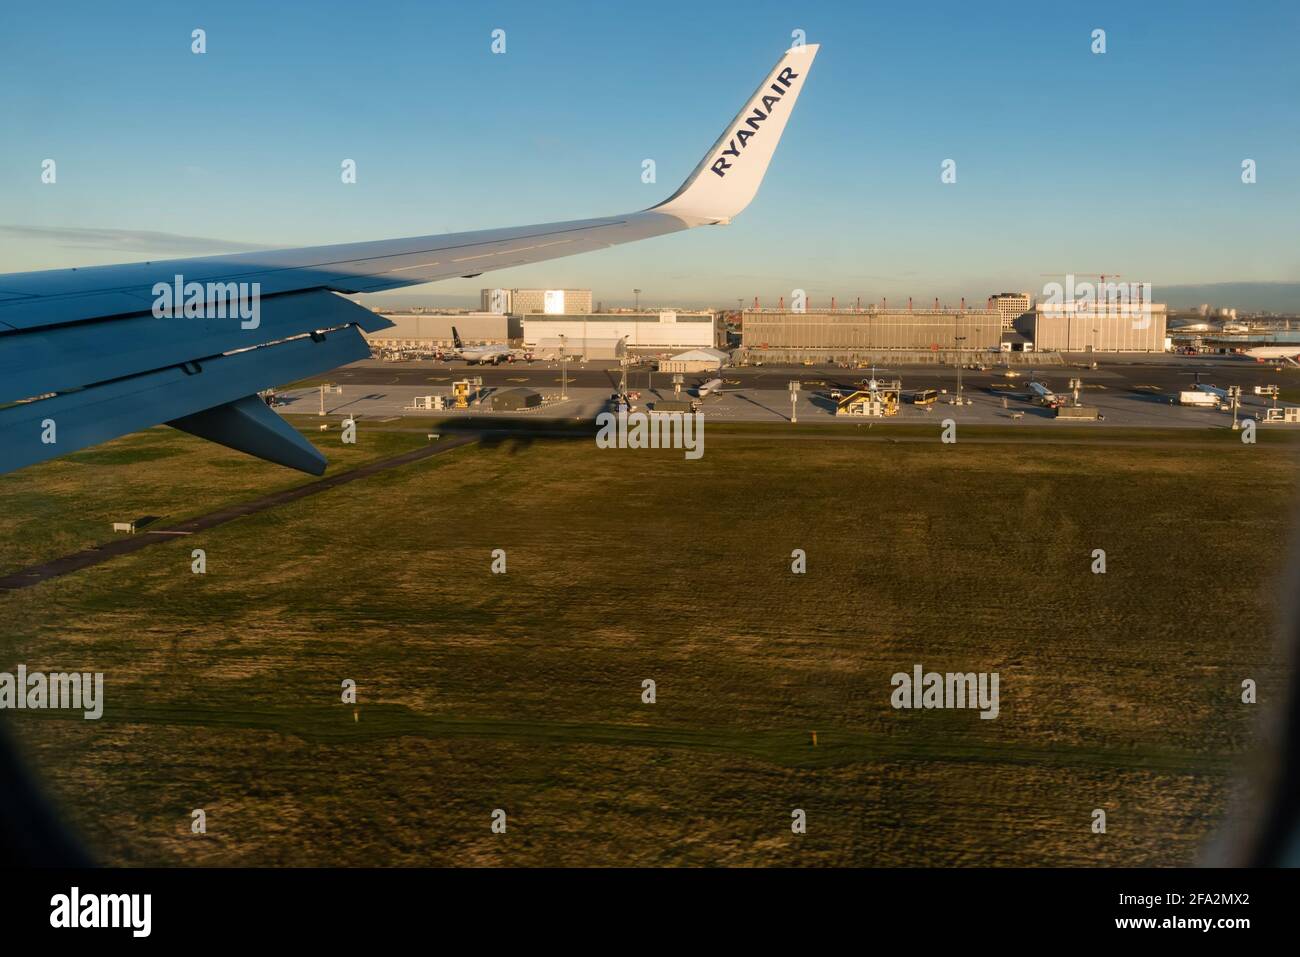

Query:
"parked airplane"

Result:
[[1028, 380, 1062, 408], [448, 327, 515, 365], [1195, 382, 1232, 402], [694, 378, 735, 398], [0, 44, 819, 475], [1245, 345, 1300, 366]]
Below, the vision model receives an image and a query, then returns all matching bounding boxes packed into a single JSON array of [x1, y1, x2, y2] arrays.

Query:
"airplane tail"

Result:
[[452, 326, 464, 350], [652, 44, 818, 225]]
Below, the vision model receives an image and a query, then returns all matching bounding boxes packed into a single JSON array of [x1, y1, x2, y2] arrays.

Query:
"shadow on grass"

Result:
[[425, 417, 599, 455]]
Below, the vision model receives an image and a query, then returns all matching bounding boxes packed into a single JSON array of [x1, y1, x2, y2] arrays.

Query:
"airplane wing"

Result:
[[0, 44, 818, 476]]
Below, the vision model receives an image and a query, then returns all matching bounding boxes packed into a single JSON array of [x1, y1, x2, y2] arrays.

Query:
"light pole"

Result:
[[559, 334, 568, 401], [618, 335, 629, 398], [789, 380, 801, 423], [318, 382, 339, 416], [954, 336, 967, 404]]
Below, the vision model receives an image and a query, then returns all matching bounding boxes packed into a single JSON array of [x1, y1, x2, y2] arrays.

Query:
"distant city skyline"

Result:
[[3, 1, 1297, 306]]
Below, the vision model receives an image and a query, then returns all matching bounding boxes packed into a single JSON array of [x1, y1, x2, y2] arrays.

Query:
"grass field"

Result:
[[1, 420, 1296, 866], [0, 424, 430, 576]]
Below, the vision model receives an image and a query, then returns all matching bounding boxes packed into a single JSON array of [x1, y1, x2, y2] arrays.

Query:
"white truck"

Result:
[[1178, 390, 1220, 408]]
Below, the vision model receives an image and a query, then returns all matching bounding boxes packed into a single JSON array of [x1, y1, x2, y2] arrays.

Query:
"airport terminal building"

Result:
[[523, 312, 718, 359], [740, 307, 1003, 362]]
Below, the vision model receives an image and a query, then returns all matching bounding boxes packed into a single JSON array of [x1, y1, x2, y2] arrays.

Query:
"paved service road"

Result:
[[316, 355, 1300, 401]]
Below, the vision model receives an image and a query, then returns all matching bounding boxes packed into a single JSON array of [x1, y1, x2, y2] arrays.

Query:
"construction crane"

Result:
[[1039, 272, 1123, 284], [1039, 272, 1143, 303]]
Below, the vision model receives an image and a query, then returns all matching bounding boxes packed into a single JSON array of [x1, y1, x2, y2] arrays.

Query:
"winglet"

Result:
[[652, 44, 818, 225]]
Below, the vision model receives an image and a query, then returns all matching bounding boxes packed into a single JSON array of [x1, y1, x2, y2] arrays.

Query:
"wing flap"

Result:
[[0, 289, 391, 406], [0, 326, 367, 474]]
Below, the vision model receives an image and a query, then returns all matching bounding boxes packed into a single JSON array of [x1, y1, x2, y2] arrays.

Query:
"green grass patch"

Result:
[[0, 425, 429, 575], [1, 429, 1295, 866]]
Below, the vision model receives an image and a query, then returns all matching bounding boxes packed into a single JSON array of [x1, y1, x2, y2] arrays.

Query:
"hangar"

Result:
[[364, 311, 519, 351], [740, 306, 1002, 361], [657, 348, 730, 373], [1033, 303, 1168, 353]]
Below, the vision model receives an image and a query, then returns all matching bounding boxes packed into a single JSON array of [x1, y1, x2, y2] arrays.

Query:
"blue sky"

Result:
[[1, 0, 1297, 308]]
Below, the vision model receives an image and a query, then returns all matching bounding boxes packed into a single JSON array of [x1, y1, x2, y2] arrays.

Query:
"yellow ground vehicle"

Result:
[[911, 388, 938, 406]]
